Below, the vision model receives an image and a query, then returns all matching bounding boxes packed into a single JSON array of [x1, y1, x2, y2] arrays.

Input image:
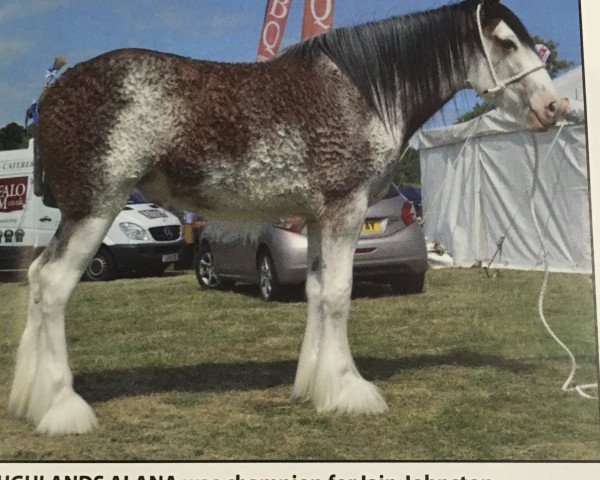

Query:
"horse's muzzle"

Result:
[[527, 93, 564, 132]]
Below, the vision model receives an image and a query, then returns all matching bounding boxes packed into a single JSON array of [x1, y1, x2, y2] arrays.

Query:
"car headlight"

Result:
[[119, 222, 149, 241]]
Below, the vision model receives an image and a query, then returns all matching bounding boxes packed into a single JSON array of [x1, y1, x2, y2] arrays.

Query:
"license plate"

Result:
[[361, 220, 381, 234], [162, 253, 179, 263]]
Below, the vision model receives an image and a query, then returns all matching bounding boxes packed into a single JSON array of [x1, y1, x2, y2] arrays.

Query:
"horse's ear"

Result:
[[468, 0, 500, 13], [481, 0, 500, 10], [479, 0, 500, 10], [479, 0, 501, 25]]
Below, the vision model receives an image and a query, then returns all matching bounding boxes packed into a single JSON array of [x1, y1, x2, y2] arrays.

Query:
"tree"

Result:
[[393, 146, 421, 186], [454, 102, 494, 124], [0, 122, 29, 150], [454, 35, 575, 124]]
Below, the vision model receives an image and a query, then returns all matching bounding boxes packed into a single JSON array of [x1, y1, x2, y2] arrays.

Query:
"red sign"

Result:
[[301, 0, 335, 40], [0, 176, 28, 213], [535, 43, 550, 64], [257, 0, 292, 61]]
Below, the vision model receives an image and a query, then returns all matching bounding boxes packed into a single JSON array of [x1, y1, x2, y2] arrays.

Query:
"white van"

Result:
[[0, 140, 182, 280]]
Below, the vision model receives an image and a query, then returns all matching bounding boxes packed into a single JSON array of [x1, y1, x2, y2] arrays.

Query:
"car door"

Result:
[[218, 227, 258, 280], [207, 233, 233, 275]]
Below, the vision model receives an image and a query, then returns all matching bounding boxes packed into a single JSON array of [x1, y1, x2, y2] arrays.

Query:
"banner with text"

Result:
[[301, 0, 335, 39], [257, 0, 292, 61]]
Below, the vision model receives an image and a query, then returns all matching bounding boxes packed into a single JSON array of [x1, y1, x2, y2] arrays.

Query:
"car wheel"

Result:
[[258, 251, 281, 301], [194, 244, 222, 289], [389, 272, 425, 295], [84, 247, 117, 281]]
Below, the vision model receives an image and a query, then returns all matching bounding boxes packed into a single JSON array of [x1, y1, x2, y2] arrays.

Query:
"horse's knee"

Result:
[[37, 262, 78, 314], [27, 255, 44, 301], [28, 255, 42, 283], [321, 283, 351, 317], [305, 273, 321, 299]]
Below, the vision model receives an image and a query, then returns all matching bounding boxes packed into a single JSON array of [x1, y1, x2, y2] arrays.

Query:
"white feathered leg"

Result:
[[311, 191, 388, 414], [8, 253, 46, 418], [292, 222, 322, 401], [8, 216, 114, 434]]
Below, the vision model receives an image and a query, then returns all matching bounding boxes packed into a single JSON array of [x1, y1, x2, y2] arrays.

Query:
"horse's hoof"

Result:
[[291, 370, 316, 402], [36, 389, 98, 435], [314, 375, 388, 414], [291, 386, 313, 403], [7, 389, 29, 419]]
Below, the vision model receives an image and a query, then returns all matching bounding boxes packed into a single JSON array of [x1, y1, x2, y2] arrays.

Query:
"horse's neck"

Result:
[[397, 66, 468, 142], [320, 4, 476, 142]]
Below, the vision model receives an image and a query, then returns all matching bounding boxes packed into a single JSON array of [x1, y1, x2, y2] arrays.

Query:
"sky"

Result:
[[0, 0, 583, 129]]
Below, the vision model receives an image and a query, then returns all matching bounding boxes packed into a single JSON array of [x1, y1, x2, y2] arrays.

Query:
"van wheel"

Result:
[[84, 247, 117, 281]]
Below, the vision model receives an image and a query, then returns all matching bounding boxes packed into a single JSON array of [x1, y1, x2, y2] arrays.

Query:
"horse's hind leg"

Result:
[[8, 214, 116, 434], [8, 246, 51, 418], [310, 190, 388, 414]]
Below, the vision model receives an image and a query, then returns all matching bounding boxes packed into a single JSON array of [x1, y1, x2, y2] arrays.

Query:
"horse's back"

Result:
[[38, 47, 327, 169], [37, 47, 375, 219]]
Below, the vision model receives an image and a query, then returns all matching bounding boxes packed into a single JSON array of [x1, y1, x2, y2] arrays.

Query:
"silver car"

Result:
[[194, 184, 427, 301]]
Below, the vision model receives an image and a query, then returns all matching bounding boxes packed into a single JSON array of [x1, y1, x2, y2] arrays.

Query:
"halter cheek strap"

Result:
[[476, 3, 546, 94]]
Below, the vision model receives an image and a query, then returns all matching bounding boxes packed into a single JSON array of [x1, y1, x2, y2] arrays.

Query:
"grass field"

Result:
[[0, 268, 599, 460]]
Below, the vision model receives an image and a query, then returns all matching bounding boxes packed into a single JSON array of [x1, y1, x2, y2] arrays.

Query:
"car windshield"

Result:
[[127, 190, 148, 204]]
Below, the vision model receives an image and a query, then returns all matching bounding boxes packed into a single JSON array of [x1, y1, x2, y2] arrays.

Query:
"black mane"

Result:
[[278, 0, 535, 139]]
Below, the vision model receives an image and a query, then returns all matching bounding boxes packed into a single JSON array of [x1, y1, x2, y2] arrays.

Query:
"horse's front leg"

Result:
[[311, 191, 388, 414], [292, 221, 322, 401]]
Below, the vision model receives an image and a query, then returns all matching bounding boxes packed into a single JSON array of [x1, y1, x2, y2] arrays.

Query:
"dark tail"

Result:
[[30, 55, 67, 206], [32, 125, 43, 197], [28, 114, 57, 207], [25, 95, 43, 199], [24, 93, 42, 197]]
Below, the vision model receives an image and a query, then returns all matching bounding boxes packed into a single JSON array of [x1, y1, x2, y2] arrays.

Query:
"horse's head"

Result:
[[466, 0, 562, 131]]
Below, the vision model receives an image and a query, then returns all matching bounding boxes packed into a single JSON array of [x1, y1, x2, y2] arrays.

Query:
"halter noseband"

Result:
[[476, 3, 546, 94]]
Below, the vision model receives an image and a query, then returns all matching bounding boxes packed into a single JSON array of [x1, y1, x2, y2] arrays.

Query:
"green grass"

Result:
[[0, 268, 598, 460]]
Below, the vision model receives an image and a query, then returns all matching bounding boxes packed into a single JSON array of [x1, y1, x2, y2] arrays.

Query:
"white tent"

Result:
[[414, 67, 591, 273], [553, 65, 584, 100]]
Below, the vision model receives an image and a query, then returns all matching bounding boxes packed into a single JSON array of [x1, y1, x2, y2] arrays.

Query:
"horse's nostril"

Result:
[[547, 101, 558, 114]]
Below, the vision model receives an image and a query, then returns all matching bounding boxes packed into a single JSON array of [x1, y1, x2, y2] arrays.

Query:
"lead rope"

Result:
[[529, 128, 598, 400], [423, 2, 594, 397]]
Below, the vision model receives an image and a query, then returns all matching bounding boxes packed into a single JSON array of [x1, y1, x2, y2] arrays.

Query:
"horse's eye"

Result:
[[499, 38, 517, 51]]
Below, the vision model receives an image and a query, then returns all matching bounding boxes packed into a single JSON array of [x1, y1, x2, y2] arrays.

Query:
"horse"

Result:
[[8, 0, 563, 435]]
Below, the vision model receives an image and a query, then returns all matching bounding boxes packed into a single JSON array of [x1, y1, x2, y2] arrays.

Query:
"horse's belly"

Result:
[[200, 188, 311, 220], [145, 150, 314, 220], [199, 159, 313, 219], [195, 129, 314, 219]]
